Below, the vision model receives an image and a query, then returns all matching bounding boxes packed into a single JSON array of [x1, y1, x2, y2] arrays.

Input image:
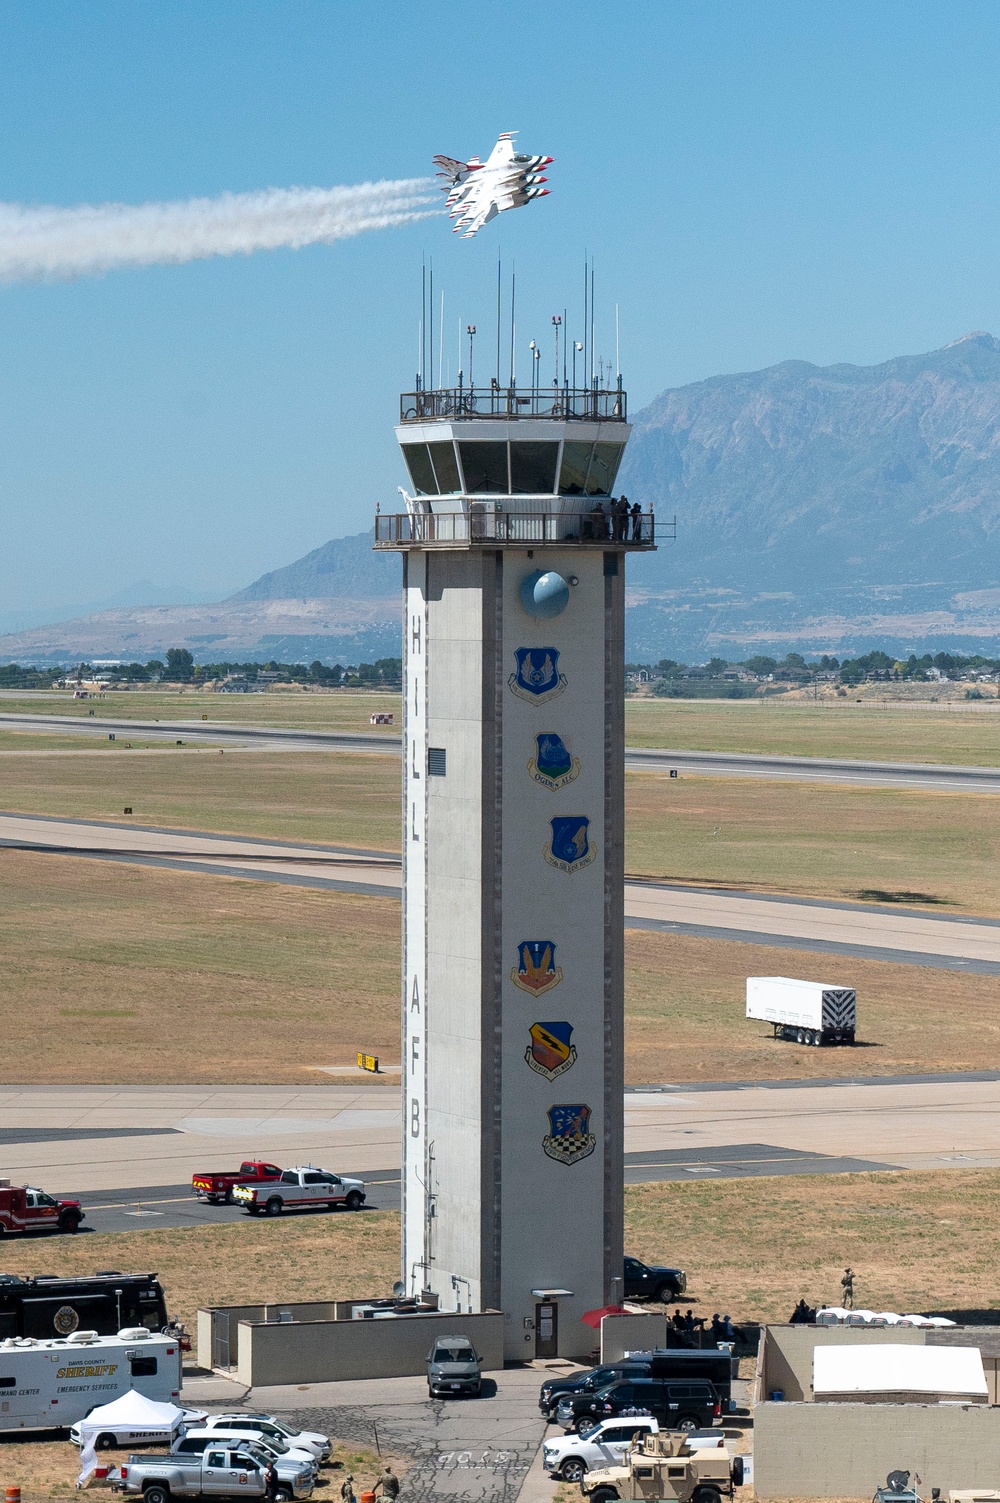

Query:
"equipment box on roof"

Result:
[[746, 975, 856, 1046]]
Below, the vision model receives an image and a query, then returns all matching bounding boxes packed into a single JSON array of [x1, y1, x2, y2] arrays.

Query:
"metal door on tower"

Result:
[[535, 1301, 558, 1358]]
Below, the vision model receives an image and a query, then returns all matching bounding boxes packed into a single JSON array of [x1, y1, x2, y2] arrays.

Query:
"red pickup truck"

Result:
[[191, 1161, 283, 1204], [0, 1182, 84, 1235]]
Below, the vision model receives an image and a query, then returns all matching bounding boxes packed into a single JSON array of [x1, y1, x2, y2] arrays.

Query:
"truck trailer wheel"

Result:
[[143, 1484, 170, 1503], [795, 1028, 806, 1045], [264, 1197, 283, 1217], [588, 1489, 620, 1503], [693, 1488, 722, 1503]]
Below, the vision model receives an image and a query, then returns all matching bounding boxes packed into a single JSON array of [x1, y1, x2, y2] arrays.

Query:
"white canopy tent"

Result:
[[77, 1391, 186, 1485]]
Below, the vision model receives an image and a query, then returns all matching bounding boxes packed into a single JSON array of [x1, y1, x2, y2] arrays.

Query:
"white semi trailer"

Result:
[[746, 976, 856, 1046], [0, 1328, 182, 1432]]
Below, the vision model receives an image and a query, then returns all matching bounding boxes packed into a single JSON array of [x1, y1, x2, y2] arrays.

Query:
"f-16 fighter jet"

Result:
[[433, 132, 552, 239]]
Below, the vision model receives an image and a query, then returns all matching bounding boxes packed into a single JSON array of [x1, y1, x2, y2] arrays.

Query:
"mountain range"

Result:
[[5, 330, 1000, 664]]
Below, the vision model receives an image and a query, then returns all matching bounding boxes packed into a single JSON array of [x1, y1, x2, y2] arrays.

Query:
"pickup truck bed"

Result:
[[191, 1163, 282, 1204]]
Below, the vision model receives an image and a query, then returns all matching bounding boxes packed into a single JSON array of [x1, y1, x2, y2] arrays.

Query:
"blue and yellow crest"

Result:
[[526, 1021, 577, 1081], [528, 732, 581, 790], [508, 647, 568, 703], [544, 815, 597, 872], [511, 939, 563, 996], [543, 1102, 596, 1164]]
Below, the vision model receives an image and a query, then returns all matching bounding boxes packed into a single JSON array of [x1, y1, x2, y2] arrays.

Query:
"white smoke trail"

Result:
[[0, 177, 440, 282]]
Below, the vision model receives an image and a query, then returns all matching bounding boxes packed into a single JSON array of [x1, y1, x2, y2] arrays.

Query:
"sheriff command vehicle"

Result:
[[0, 1327, 182, 1433]]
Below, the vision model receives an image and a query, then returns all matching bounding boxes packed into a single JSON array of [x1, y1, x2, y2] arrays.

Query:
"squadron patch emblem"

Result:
[[511, 939, 563, 996], [542, 1103, 596, 1164], [525, 1021, 577, 1080], [508, 647, 568, 702], [544, 815, 596, 873], [528, 732, 580, 790]]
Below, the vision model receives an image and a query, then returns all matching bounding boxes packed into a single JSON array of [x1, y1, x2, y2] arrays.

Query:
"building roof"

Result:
[[813, 1343, 987, 1397]]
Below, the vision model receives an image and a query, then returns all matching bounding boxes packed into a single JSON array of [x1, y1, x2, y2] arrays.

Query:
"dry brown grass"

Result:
[[0, 853, 400, 1083], [626, 772, 1000, 914], [3, 852, 1000, 1084], [624, 928, 1000, 1083]]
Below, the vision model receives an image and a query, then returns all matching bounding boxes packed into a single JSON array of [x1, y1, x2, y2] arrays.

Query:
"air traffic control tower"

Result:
[[375, 365, 656, 1360]]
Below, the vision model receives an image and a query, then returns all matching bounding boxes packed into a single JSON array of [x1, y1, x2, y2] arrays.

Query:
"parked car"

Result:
[[199, 1414, 331, 1462], [119, 1444, 312, 1502], [542, 1417, 660, 1481], [426, 1335, 482, 1397], [191, 1162, 283, 1205], [539, 1362, 654, 1419], [556, 1378, 721, 1433], [233, 1167, 366, 1217], [624, 1255, 686, 1303], [173, 1424, 315, 1472]]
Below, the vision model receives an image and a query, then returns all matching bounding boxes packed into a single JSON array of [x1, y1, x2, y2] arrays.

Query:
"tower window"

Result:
[[510, 441, 560, 494], [558, 442, 593, 496], [458, 442, 509, 493], [401, 443, 438, 496], [428, 441, 461, 493], [586, 443, 626, 495]]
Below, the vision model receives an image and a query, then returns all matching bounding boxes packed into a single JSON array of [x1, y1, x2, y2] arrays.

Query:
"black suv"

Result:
[[554, 1378, 721, 1433], [539, 1362, 651, 1419], [624, 1255, 686, 1303]]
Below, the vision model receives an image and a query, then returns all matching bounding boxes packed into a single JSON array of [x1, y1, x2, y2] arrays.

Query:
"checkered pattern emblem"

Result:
[[543, 1103, 596, 1165]]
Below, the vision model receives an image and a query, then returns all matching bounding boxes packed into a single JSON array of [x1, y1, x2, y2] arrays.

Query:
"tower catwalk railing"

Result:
[[374, 509, 666, 549], [400, 385, 627, 423]]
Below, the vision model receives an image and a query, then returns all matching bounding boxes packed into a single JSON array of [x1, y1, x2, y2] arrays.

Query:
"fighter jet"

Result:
[[433, 132, 552, 239]]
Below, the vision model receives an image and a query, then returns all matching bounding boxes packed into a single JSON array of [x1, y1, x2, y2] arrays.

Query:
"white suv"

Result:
[[542, 1417, 660, 1481], [200, 1415, 331, 1462]]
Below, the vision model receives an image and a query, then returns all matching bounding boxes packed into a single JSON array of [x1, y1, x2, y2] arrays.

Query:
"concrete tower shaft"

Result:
[[377, 378, 655, 1360]]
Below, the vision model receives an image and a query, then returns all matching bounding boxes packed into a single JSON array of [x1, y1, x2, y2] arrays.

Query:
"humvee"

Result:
[[580, 1430, 744, 1503]]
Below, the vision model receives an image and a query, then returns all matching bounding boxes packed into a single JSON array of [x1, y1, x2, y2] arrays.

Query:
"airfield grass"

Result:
[[0, 1166, 996, 1353], [3, 744, 1000, 913], [9, 686, 1000, 764], [3, 852, 1000, 1084]]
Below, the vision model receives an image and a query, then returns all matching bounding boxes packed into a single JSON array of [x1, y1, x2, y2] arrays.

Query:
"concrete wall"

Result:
[[601, 1314, 668, 1363], [197, 1302, 340, 1370], [755, 1400, 1000, 1498], [755, 1325, 1000, 1497], [235, 1310, 504, 1388]]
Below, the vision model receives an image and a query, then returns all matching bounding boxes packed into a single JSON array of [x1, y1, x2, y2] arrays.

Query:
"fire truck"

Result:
[[0, 1182, 83, 1237]]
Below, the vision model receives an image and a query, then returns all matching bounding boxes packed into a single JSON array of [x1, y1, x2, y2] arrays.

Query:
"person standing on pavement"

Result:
[[374, 1467, 399, 1502]]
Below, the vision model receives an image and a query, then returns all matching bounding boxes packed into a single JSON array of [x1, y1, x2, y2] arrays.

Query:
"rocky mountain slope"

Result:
[[5, 333, 1000, 662]]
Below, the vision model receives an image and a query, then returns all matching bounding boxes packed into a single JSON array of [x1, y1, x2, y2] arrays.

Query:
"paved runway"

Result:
[[2, 1076, 997, 1224], [4, 710, 1000, 791], [4, 809, 1000, 972]]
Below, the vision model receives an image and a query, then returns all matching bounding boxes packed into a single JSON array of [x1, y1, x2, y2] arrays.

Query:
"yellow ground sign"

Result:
[[357, 1052, 379, 1073]]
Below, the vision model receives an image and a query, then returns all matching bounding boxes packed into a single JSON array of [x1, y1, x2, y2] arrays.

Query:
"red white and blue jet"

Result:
[[433, 132, 552, 239]]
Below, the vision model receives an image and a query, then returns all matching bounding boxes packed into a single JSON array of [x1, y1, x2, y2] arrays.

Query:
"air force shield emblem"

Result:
[[511, 940, 563, 995], [528, 733, 580, 790], [544, 816, 597, 873], [526, 1021, 577, 1080], [543, 1102, 596, 1164], [508, 648, 567, 702]]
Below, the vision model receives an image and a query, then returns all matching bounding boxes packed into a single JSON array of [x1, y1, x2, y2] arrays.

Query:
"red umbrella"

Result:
[[580, 1304, 627, 1329]]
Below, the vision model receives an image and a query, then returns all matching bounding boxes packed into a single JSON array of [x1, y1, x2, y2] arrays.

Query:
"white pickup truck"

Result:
[[232, 1166, 366, 1217], [119, 1444, 314, 1502]]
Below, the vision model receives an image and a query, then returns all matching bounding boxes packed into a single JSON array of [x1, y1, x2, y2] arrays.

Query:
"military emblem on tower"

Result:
[[509, 648, 568, 702], [528, 732, 581, 790], [525, 1021, 577, 1080], [511, 939, 564, 995], [543, 1103, 596, 1164], [544, 815, 597, 872]]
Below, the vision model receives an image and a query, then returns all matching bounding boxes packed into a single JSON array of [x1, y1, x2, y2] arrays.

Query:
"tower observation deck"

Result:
[[376, 381, 665, 551], [379, 370, 655, 1360]]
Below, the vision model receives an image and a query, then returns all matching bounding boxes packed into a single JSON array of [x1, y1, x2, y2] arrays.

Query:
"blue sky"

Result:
[[4, 0, 1000, 618]]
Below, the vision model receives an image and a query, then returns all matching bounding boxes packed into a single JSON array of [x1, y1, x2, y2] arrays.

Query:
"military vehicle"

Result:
[[580, 1430, 744, 1503]]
